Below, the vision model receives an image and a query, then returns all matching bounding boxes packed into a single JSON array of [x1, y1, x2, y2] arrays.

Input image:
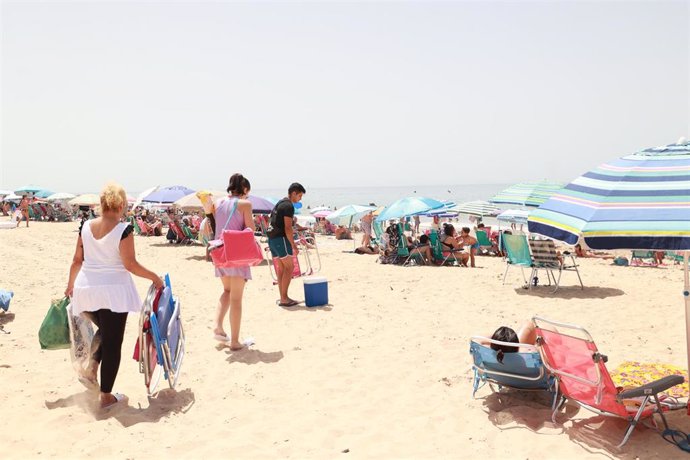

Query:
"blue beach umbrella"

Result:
[[15, 185, 50, 197], [490, 181, 563, 207], [376, 197, 445, 222], [527, 139, 690, 398], [142, 185, 196, 204]]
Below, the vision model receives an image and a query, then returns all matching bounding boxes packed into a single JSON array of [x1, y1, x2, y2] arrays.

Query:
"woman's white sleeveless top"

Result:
[[71, 220, 142, 314]]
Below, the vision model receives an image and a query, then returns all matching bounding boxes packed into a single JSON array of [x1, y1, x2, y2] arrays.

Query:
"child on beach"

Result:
[[66, 183, 163, 409], [212, 173, 256, 350]]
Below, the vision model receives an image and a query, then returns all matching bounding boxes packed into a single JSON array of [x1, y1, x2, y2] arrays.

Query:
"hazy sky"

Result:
[[1, 0, 689, 193]]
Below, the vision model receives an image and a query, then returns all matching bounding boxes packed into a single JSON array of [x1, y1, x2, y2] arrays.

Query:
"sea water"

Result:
[[252, 183, 511, 209]]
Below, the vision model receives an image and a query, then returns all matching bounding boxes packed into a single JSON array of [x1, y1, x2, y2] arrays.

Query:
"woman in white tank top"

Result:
[[66, 183, 163, 410]]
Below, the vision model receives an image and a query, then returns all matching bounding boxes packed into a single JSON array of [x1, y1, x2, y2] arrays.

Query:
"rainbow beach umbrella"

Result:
[[490, 180, 563, 207], [527, 139, 690, 409]]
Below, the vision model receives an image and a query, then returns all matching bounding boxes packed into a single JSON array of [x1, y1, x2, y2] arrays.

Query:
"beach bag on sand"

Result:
[[67, 304, 96, 373], [38, 297, 71, 350], [614, 256, 629, 266], [210, 200, 263, 268]]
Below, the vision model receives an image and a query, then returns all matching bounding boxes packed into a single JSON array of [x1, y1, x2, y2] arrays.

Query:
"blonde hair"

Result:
[[100, 182, 128, 213]]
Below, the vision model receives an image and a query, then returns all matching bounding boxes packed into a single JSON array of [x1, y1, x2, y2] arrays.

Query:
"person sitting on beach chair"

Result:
[[407, 234, 432, 265], [441, 224, 470, 266], [458, 227, 478, 268], [477, 321, 538, 358]]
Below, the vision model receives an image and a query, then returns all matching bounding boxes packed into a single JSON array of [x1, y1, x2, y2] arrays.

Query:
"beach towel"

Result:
[[0, 289, 13, 311], [610, 361, 689, 399]]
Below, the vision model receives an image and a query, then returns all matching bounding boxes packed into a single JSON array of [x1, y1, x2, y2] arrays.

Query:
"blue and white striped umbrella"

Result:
[[490, 181, 563, 207], [528, 140, 690, 395], [528, 140, 690, 250]]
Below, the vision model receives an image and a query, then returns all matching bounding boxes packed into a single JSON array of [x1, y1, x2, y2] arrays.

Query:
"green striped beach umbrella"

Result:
[[527, 139, 690, 406], [490, 181, 563, 207], [451, 200, 500, 217]]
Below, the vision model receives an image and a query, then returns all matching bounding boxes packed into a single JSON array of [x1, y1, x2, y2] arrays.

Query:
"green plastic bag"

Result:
[[39, 297, 71, 350]]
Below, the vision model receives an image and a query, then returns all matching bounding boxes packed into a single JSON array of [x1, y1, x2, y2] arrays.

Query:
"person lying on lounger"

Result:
[[574, 244, 615, 260]]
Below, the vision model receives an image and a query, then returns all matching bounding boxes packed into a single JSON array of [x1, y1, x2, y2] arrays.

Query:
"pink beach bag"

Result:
[[209, 199, 263, 268], [210, 228, 263, 268]]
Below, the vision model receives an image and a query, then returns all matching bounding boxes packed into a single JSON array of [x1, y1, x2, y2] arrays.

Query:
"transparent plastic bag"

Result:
[[66, 304, 96, 374]]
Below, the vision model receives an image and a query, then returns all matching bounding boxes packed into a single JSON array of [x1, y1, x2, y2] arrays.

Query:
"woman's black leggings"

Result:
[[87, 309, 128, 393]]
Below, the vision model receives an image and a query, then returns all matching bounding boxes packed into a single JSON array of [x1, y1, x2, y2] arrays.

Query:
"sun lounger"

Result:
[[630, 250, 658, 266], [533, 316, 685, 448]]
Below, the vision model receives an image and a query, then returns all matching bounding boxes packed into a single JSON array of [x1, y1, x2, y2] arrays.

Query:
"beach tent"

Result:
[[527, 138, 690, 410], [46, 192, 76, 202], [490, 181, 563, 207], [143, 185, 195, 204], [451, 200, 501, 217], [376, 197, 445, 222], [69, 194, 100, 206]]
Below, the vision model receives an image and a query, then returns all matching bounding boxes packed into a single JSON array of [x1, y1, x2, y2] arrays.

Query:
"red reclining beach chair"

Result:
[[533, 316, 685, 448], [137, 217, 155, 236]]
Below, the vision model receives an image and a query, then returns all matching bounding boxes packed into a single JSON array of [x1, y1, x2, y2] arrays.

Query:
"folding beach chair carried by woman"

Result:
[[134, 275, 185, 395]]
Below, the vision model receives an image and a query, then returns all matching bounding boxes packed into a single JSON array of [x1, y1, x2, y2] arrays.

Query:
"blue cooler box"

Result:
[[303, 277, 328, 307]]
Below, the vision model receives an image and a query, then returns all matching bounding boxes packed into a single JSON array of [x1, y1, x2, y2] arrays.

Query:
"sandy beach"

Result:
[[2, 221, 690, 459]]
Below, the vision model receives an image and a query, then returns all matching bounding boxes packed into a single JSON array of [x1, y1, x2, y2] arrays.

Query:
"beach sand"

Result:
[[2, 222, 690, 459]]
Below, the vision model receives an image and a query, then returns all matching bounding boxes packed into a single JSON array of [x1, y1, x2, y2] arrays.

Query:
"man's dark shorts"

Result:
[[268, 237, 294, 258]]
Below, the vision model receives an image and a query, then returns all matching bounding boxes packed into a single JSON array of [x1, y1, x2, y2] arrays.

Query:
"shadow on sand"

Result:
[[45, 387, 195, 426], [514, 286, 624, 300], [219, 346, 285, 365], [480, 389, 690, 458]]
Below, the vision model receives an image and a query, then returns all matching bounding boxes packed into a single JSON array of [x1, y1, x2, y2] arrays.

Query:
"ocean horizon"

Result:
[[250, 183, 513, 209]]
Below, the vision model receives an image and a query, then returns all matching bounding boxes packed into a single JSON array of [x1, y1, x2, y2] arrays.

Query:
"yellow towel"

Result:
[[610, 361, 688, 399]]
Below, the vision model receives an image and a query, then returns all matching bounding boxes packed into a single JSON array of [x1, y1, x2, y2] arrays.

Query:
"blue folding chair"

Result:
[[469, 337, 556, 406], [138, 274, 185, 394]]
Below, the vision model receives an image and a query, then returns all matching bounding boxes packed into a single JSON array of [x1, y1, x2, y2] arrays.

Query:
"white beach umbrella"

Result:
[[46, 192, 76, 202], [0, 190, 13, 198], [133, 186, 159, 208], [69, 194, 100, 206]]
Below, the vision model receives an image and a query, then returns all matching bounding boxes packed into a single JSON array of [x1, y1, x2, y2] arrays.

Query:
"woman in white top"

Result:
[[66, 183, 163, 409]]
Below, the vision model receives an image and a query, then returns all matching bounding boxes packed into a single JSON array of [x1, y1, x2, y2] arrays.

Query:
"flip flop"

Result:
[[213, 333, 231, 342], [101, 393, 127, 410], [278, 300, 299, 307]]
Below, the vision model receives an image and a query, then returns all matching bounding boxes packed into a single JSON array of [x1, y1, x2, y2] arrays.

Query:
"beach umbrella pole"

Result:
[[684, 251, 690, 414]]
